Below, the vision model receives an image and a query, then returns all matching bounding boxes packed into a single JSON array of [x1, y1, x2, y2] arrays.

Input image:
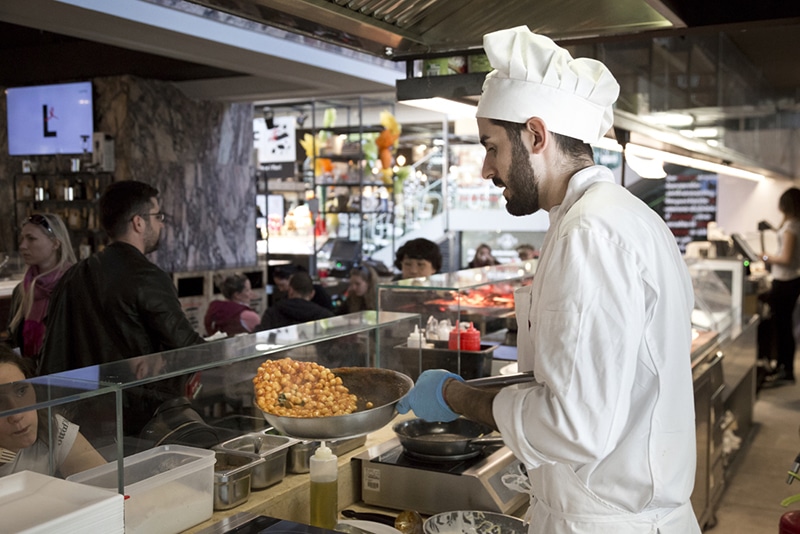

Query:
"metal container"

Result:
[[215, 432, 296, 489], [213, 450, 263, 510], [287, 435, 367, 474], [394, 340, 499, 380]]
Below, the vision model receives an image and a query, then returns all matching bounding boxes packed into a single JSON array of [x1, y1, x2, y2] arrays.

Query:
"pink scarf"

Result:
[[21, 264, 71, 358]]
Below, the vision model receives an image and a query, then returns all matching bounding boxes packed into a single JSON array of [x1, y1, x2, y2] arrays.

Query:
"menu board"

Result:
[[663, 173, 718, 251]]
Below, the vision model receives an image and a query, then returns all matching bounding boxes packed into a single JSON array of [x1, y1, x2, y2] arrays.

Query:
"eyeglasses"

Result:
[[139, 212, 166, 222], [27, 214, 55, 236]]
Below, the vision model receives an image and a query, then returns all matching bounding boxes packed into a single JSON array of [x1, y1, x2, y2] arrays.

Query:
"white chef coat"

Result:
[[494, 166, 700, 533]]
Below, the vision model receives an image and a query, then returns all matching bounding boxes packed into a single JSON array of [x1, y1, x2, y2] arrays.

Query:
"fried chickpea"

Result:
[[253, 358, 359, 418]]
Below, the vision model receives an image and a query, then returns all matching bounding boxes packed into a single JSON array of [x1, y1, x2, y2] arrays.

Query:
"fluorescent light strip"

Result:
[[626, 144, 764, 182], [401, 97, 477, 119]]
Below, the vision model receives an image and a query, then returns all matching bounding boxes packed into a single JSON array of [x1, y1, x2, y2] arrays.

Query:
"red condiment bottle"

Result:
[[449, 321, 481, 351], [461, 322, 481, 351]]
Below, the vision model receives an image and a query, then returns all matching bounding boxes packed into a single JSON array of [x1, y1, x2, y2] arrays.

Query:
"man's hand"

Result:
[[397, 369, 464, 422]]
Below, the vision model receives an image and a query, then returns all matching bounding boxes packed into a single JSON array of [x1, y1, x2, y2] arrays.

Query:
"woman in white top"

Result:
[[0, 345, 106, 478], [762, 187, 800, 386]]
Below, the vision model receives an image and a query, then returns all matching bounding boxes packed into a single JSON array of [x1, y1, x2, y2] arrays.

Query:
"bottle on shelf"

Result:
[[309, 442, 338, 529], [16, 175, 35, 201]]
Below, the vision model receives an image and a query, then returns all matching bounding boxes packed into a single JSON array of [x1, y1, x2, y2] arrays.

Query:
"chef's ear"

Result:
[[523, 117, 548, 154]]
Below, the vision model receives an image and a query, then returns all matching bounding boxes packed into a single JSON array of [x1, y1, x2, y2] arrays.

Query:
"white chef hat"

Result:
[[476, 26, 620, 145]]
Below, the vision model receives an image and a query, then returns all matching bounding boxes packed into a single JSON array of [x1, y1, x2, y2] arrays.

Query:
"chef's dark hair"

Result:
[[100, 180, 160, 239], [394, 238, 442, 272]]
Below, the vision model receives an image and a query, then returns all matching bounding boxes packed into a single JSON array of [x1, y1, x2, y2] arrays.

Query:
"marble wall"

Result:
[[0, 75, 256, 273]]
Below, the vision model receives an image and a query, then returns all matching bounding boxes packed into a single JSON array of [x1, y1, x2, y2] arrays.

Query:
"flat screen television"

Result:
[[6, 81, 94, 156]]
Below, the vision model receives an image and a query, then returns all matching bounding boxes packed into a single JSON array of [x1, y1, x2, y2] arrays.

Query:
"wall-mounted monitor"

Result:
[[6, 81, 94, 156]]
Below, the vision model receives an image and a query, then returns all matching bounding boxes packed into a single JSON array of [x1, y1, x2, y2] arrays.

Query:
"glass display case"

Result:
[[687, 258, 745, 342], [378, 261, 537, 379], [0, 311, 419, 493]]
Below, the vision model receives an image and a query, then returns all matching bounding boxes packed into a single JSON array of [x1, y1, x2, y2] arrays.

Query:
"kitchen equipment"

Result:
[[215, 432, 297, 489], [423, 510, 526, 534], [357, 437, 527, 516], [286, 435, 367, 473], [67, 444, 215, 534], [393, 418, 504, 459], [310, 443, 338, 529], [341, 510, 423, 533], [213, 450, 264, 510], [337, 520, 403, 534], [394, 340, 498, 380], [257, 367, 413, 440]]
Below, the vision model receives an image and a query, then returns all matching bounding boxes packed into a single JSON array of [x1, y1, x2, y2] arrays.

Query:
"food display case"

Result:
[[0, 311, 420, 524], [687, 258, 745, 343], [378, 261, 537, 379]]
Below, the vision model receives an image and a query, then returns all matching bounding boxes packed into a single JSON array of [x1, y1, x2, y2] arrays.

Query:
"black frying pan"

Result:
[[390, 372, 536, 458], [393, 417, 504, 458]]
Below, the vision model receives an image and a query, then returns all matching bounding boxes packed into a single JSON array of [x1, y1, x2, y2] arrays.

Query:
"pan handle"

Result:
[[341, 510, 396, 526], [465, 371, 535, 388]]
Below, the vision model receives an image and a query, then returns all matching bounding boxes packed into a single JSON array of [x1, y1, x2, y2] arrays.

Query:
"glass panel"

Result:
[[378, 262, 536, 379], [0, 375, 121, 482]]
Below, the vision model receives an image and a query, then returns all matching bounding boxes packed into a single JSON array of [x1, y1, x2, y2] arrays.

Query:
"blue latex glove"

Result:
[[396, 369, 465, 422]]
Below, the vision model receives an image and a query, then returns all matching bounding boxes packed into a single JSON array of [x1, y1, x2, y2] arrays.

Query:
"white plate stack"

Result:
[[0, 470, 124, 533]]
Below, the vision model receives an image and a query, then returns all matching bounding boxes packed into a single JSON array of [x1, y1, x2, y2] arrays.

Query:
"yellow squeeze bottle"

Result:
[[309, 442, 338, 529]]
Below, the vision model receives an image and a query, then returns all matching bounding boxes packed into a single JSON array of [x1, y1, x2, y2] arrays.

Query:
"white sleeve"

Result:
[[495, 228, 646, 467]]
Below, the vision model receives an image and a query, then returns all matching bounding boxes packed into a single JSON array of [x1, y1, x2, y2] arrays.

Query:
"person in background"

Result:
[[398, 26, 700, 533], [272, 264, 334, 311], [394, 238, 442, 279], [339, 264, 378, 314], [40, 181, 205, 437], [516, 243, 538, 261], [6, 214, 75, 360], [41, 180, 204, 374], [0, 345, 106, 478], [467, 243, 499, 268], [761, 187, 800, 387], [204, 273, 261, 336], [260, 272, 334, 330]]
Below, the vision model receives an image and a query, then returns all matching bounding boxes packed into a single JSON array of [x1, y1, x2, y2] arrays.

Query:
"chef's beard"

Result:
[[501, 132, 540, 216]]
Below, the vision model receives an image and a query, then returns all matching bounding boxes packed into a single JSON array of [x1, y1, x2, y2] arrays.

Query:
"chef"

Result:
[[398, 26, 700, 533]]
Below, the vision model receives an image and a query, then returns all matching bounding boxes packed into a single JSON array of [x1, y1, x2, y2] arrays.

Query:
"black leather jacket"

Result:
[[40, 242, 204, 375]]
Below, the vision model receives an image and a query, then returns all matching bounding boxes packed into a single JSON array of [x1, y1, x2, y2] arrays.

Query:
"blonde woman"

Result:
[[340, 264, 378, 314], [7, 214, 76, 359]]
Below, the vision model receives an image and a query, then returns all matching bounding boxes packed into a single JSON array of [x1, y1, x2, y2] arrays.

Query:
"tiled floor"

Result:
[[711, 381, 800, 533]]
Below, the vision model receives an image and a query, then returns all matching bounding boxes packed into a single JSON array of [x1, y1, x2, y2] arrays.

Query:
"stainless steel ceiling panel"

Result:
[[188, 0, 680, 55]]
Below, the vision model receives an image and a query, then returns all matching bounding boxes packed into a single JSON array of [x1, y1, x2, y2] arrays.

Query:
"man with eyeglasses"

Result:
[[40, 180, 204, 435]]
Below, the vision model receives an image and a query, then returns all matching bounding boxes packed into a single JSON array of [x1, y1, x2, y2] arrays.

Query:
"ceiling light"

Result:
[[401, 97, 477, 119], [691, 127, 719, 138], [625, 151, 666, 179], [642, 112, 694, 128], [626, 144, 764, 182], [592, 137, 623, 152]]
